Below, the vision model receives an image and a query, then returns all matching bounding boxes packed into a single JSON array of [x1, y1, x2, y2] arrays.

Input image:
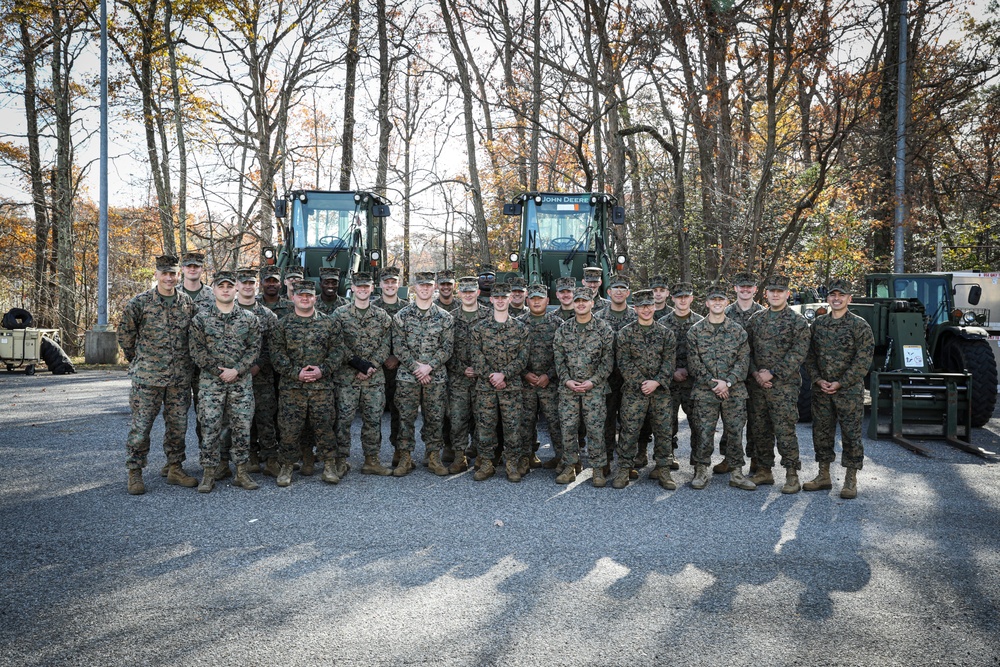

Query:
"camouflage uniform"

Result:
[[257, 294, 295, 320], [447, 304, 491, 455], [118, 288, 195, 470], [554, 307, 576, 322], [434, 297, 461, 313], [372, 293, 408, 446], [662, 309, 704, 455], [392, 302, 454, 456], [331, 302, 392, 457], [519, 309, 564, 459], [806, 310, 874, 470], [746, 306, 811, 470], [317, 295, 349, 315], [270, 311, 341, 465], [615, 319, 676, 468], [183, 284, 217, 313], [238, 300, 279, 463], [722, 299, 765, 457], [471, 315, 529, 460], [687, 316, 751, 467], [189, 302, 261, 467], [595, 303, 637, 457], [553, 312, 615, 469]]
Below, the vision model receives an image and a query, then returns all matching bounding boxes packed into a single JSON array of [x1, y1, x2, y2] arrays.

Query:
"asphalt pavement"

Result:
[[1, 369, 999, 666]]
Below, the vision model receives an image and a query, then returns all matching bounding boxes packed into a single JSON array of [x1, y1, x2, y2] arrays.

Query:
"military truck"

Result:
[[266, 189, 391, 296], [501, 192, 626, 298]]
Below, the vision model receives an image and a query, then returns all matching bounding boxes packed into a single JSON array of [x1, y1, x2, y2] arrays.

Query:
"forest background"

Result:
[[1, 0, 998, 353]]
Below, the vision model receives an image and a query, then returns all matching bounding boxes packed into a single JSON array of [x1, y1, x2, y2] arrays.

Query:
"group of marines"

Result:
[[119, 252, 874, 500]]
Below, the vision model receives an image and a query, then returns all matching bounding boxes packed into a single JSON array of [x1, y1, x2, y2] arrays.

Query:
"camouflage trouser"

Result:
[[395, 380, 446, 456], [448, 375, 477, 454], [384, 364, 401, 447], [811, 384, 865, 470], [691, 390, 747, 468], [278, 388, 337, 465], [603, 374, 624, 457], [190, 368, 203, 446], [337, 380, 386, 457], [521, 383, 562, 458], [125, 383, 190, 470], [476, 390, 523, 460], [617, 388, 673, 468], [719, 380, 755, 458], [251, 379, 278, 461], [670, 382, 698, 456], [558, 388, 608, 469], [197, 375, 254, 467], [748, 382, 801, 470]]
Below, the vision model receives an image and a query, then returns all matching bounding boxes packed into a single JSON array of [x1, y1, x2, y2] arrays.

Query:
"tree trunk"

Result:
[[375, 0, 390, 197], [164, 0, 188, 253], [340, 0, 360, 191]]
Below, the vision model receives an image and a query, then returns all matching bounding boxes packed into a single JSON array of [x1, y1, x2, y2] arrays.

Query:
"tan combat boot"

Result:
[[448, 453, 469, 474], [262, 459, 281, 478], [160, 463, 169, 477], [300, 449, 316, 476], [555, 464, 577, 484], [321, 460, 341, 484], [529, 453, 543, 469], [276, 464, 293, 487], [612, 467, 630, 489], [166, 462, 198, 488], [691, 465, 710, 490], [248, 451, 260, 473], [198, 466, 216, 494], [542, 455, 562, 470], [392, 448, 401, 467], [233, 464, 260, 490], [214, 462, 233, 481], [803, 463, 833, 491], [712, 460, 730, 474], [442, 446, 455, 463], [666, 453, 680, 470], [427, 451, 449, 477], [750, 467, 774, 486], [473, 459, 496, 481], [517, 455, 531, 477], [505, 459, 521, 483], [658, 469, 677, 490], [335, 457, 350, 478], [781, 468, 801, 494], [392, 451, 415, 477], [749, 457, 759, 474], [650, 465, 662, 480], [841, 468, 858, 499], [592, 466, 607, 488], [361, 455, 392, 476], [729, 469, 757, 491], [127, 469, 145, 495]]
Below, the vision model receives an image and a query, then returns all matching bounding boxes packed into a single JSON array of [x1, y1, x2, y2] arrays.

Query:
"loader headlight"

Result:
[[962, 311, 976, 324], [804, 308, 817, 321], [509, 252, 519, 263]]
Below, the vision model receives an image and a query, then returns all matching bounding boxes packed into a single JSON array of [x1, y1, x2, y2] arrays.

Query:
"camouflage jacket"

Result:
[[616, 320, 676, 393], [372, 295, 408, 355], [746, 307, 811, 385], [806, 311, 875, 389], [554, 307, 576, 322], [447, 305, 491, 375], [189, 305, 261, 383], [118, 289, 195, 387], [182, 284, 216, 313], [392, 303, 454, 384], [654, 306, 671, 321], [594, 295, 610, 311], [256, 294, 295, 319], [238, 300, 278, 384], [270, 311, 340, 391], [725, 301, 765, 330], [662, 310, 704, 387], [597, 305, 637, 382], [508, 304, 526, 318], [518, 310, 563, 380], [471, 315, 529, 392], [687, 317, 750, 399], [316, 295, 349, 316], [434, 297, 461, 313], [553, 316, 615, 393], [330, 303, 393, 386]]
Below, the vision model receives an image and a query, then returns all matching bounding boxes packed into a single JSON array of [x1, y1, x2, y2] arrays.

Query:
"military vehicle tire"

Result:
[[24, 364, 35, 376], [943, 337, 998, 427], [797, 364, 812, 422]]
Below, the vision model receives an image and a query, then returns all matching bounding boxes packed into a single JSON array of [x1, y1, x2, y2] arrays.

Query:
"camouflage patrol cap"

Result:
[[436, 269, 456, 284], [827, 278, 853, 294], [319, 267, 341, 280], [352, 272, 374, 286], [509, 276, 527, 291], [766, 275, 791, 290], [491, 282, 512, 297], [458, 276, 479, 292], [380, 266, 401, 280], [671, 282, 694, 297], [583, 267, 603, 281], [633, 289, 655, 307], [259, 265, 282, 281], [155, 255, 180, 272], [573, 287, 594, 301], [608, 274, 630, 289], [212, 270, 237, 286], [478, 264, 497, 277], [648, 274, 669, 289], [414, 271, 436, 285], [181, 252, 205, 267], [527, 283, 547, 298], [555, 277, 576, 292], [292, 280, 316, 295], [284, 267, 305, 280], [236, 267, 258, 283], [732, 272, 756, 287], [706, 283, 728, 299]]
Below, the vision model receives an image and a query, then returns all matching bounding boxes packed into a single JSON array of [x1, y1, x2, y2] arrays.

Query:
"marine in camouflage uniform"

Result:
[[270, 281, 342, 487], [519, 284, 564, 468], [476, 264, 496, 308], [372, 267, 408, 452], [470, 283, 529, 481], [119, 255, 198, 494], [687, 284, 755, 491], [662, 282, 704, 466], [804, 279, 875, 499], [553, 276, 577, 321], [434, 269, 460, 313], [595, 274, 637, 460], [235, 268, 279, 472], [745, 274, 811, 493], [613, 290, 676, 489], [179, 252, 214, 456], [391, 271, 454, 476], [316, 267, 349, 315], [331, 272, 394, 475], [445, 276, 490, 473], [553, 287, 615, 486], [507, 276, 528, 318], [189, 271, 262, 492], [257, 265, 295, 319], [583, 266, 610, 311], [650, 274, 672, 321]]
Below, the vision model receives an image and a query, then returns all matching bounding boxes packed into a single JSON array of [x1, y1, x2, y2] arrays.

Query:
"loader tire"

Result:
[[944, 338, 998, 427]]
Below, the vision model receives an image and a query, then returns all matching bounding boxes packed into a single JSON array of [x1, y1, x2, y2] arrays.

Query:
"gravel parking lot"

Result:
[[1, 369, 999, 666]]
